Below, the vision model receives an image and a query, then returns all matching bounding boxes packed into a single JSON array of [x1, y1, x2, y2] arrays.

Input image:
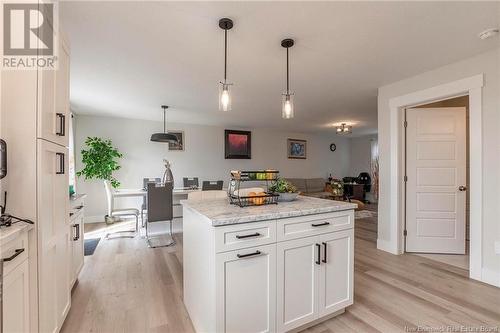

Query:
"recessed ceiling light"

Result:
[[478, 28, 499, 40]]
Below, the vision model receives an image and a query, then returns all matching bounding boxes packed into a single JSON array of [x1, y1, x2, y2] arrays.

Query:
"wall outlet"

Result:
[[495, 241, 500, 255]]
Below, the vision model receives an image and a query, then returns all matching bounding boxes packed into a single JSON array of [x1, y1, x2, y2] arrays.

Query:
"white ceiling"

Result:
[[61, 1, 498, 136]]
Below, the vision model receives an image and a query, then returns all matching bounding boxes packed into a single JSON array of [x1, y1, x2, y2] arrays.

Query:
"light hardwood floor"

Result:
[[61, 214, 500, 333]]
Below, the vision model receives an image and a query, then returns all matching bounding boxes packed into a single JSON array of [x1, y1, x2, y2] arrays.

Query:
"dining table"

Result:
[[114, 187, 203, 219]]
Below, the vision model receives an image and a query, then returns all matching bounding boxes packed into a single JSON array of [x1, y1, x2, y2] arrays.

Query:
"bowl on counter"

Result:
[[276, 192, 299, 202]]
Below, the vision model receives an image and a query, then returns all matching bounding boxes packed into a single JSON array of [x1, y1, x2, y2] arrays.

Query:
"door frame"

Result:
[[386, 74, 483, 281]]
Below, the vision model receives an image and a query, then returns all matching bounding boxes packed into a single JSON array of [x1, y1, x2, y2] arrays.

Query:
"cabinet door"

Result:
[[3, 260, 30, 333], [37, 140, 70, 333], [276, 236, 319, 333], [38, 34, 70, 147], [70, 212, 84, 287], [318, 229, 354, 317], [216, 244, 276, 333]]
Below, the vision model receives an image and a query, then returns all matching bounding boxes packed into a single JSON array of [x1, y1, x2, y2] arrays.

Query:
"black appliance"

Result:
[[357, 172, 372, 193], [0, 139, 6, 180]]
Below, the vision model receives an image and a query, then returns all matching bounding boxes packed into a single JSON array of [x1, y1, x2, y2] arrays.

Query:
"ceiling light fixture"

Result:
[[336, 123, 352, 135], [281, 38, 295, 119], [478, 28, 499, 40], [150, 105, 178, 143], [219, 18, 234, 112]]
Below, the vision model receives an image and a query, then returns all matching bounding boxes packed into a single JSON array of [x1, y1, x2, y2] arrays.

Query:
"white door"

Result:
[[3, 260, 30, 333], [406, 107, 467, 253], [276, 236, 319, 333], [216, 244, 276, 333], [37, 140, 70, 333], [318, 230, 354, 317]]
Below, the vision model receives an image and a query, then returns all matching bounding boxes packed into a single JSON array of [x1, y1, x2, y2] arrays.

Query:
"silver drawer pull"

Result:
[[236, 250, 262, 259], [2, 248, 24, 262], [236, 232, 261, 239]]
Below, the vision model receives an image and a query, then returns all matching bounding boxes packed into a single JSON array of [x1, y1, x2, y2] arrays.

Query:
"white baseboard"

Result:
[[481, 267, 500, 288], [377, 238, 399, 255]]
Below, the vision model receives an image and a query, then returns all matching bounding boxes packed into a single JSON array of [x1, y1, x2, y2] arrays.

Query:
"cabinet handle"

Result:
[[236, 232, 261, 239], [315, 243, 321, 265], [311, 222, 330, 227], [73, 224, 80, 241], [56, 152, 65, 174], [236, 250, 261, 259], [2, 248, 24, 262], [322, 242, 327, 263], [75, 205, 84, 210], [56, 113, 65, 136]]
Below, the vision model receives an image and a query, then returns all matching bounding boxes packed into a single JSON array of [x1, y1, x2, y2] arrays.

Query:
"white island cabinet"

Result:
[[182, 196, 356, 333]]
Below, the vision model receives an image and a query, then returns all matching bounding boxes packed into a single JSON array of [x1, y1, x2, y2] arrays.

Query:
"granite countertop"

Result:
[[181, 196, 357, 226], [0, 222, 34, 244]]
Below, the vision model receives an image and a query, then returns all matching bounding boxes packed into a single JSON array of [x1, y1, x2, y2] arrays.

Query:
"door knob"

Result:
[[459, 186, 467, 191]]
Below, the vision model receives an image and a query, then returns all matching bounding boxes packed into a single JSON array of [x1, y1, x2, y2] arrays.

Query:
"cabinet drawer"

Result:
[[1, 231, 29, 275], [215, 221, 276, 253], [277, 210, 354, 242]]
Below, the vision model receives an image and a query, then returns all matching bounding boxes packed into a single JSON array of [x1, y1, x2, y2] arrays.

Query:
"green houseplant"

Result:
[[76, 137, 123, 188], [269, 177, 299, 202]]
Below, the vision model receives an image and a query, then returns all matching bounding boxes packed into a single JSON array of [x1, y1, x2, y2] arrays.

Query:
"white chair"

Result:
[[187, 190, 227, 200], [104, 180, 140, 239]]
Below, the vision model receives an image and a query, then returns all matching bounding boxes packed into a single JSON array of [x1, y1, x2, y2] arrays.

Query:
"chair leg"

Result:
[[105, 215, 138, 240], [146, 219, 175, 248]]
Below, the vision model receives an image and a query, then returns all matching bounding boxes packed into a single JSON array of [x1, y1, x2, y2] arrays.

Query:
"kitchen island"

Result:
[[182, 196, 356, 333]]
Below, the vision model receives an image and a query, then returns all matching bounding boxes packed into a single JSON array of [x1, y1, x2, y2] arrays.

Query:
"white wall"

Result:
[[349, 135, 377, 177], [378, 48, 500, 286], [75, 115, 351, 219]]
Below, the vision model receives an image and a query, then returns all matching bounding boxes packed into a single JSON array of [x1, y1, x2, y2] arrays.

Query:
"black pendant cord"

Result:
[[163, 110, 166, 133], [286, 47, 289, 93], [224, 28, 228, 82]]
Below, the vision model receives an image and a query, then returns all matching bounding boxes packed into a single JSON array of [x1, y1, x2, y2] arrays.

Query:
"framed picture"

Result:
[[287, 139, 307, 159], [168, 131, 184, 151], [225, 130, 251, 159]]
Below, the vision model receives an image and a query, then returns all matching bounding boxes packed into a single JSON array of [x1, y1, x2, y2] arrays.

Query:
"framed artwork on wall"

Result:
[[225, 130, 251, 159], [168, 131, 184, 151], [287, 138, 307, 159]]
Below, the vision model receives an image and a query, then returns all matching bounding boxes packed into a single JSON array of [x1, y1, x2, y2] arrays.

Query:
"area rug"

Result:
[[355, 210, 378, 219], [84, 238, 101, 256]]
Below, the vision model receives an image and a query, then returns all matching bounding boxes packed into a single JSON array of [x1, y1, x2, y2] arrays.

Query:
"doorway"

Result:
[[404, 96, 469, 270]]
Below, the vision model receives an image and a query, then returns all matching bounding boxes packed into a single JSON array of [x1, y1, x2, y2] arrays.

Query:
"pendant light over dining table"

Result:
[[150, 105, 178, 143], [281, 38, 295, 119], [219, 18, 234, 112]]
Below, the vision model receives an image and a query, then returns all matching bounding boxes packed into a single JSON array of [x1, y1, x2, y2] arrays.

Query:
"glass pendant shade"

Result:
[[282, 93, 294, 119], [219, 82, 232, 112]]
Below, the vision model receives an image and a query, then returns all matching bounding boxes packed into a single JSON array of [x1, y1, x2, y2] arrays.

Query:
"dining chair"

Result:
[[145, 182, 175, 248], [141, 177, 162, 226], [103, 180, 140, 239], [201, 180, 223, 191], [183, 177, 199, 189], [187, 190, 226, 200]]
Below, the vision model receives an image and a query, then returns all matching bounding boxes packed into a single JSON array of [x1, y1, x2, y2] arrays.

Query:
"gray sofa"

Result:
[[285, 178, 333, 199]]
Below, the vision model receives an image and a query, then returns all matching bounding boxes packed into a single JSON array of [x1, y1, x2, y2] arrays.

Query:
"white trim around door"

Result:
[[384, 74, 483, 282]]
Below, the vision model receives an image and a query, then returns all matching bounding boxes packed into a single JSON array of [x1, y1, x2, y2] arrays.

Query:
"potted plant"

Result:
[[269, 177, 299, 202], [76, 137, 123, 224]]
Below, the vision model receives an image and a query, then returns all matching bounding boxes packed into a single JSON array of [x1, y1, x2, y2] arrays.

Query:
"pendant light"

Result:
[[219, 18, 234, 112], [281, 38, 295, 119], [150, 105, 178, 143]]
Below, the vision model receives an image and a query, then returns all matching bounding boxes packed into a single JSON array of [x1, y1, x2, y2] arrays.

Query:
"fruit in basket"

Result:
[[265, 170, 277, 180], [254, 191, 266, 205], [247, 191, 257, 205]]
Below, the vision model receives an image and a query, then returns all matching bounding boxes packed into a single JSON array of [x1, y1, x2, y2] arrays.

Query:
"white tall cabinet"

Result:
[[1, 26, 72, 333]]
